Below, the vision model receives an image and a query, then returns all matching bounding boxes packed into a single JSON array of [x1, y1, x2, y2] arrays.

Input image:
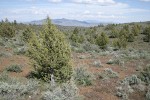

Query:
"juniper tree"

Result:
[[73, 27, 79, 34], [70, 27, 79, 43], [132, 25, 140, 36], [78, 35, 85, 43], [143, 27, 150, 42], [70, 33, 78, 43], [123, 25, 129, 33], [27, 17, 72, 83], [127, 33, 135, 42], [96, 32, 109, 49], [13, 20, 17, 25], [113, 35, 128, 49], [22, 27, 34, 43], [119, 28, 128, 39], [0, 19, 15, 38], [109, 29, 119, 38]]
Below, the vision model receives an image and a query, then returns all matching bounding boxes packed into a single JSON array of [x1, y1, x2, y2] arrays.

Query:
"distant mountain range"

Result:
[[27, 18, 109, 27]]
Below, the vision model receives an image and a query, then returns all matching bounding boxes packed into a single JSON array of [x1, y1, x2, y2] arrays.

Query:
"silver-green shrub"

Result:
[[42, 87, 65, 100], [116, 75, 142, 100], [0, 77, 39, 100], [116, 81, 134, 100], [41, 79, 79, 100], [0, 52, 12, 57], [138, 64, 150, 84], [106, 52, 125, 67], [74, 67, 94, 86], [122, 75, 141, 85], [99, 68, 119, 80], [93, 60, 103, 67], [0, 71, 10, 82], [146, 85, 150, 100], [6, 64, 23, 73]]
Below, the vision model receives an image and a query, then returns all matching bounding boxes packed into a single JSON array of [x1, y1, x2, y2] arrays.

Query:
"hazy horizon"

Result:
[[0, 0, 150, 23]]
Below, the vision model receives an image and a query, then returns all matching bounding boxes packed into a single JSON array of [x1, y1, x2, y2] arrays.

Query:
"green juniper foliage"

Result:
[[143, 27, 150, 42], [0, 18, 16, 38], [70, 27, 84, 43], [27, 17, 72, 83], [131, 25, 140, 36], [96, 32, 109, 49], [113, 35, 128, 49], [127, 33, 135, 42], [22, 27, 35, 43], [109, 29, 119, 38]]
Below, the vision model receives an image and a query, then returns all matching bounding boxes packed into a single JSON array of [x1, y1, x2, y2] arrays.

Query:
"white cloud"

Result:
[[81, 10, 126, 19], [48, 0, 62, 3], [140, 0, 150, 2], [25, 0, 62, 3], [24, 0, 36, 2], [83, 10, 90, 15], [72, 0, 117, 6]]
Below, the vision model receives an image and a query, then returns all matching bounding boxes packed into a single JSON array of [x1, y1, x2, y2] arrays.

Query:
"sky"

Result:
[[0, 0, 150, 23]]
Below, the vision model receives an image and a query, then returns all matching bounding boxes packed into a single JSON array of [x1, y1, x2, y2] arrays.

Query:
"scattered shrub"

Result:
[[41, 87, 65, 100], [106, 59, 114, 64], [41, 79, 79, 100], [146, 85, 150, 100], [71, 44, 85, 53], [74, 67, 94, 86], [13, 46, 27, 55], [0, 37, 5, 46], [138, 64, 150, 84], [99, 68, 118, 80], [116, 75, 141, 100], [132, 84, 146, 92], [0, 78, 39, 100], [78, 55, 87, 59], [136, 66, 143, 72], [99, 51, 110, 56], [0, 71, 10, 82], [0, 52, 12, 57], [6, 64, 23, 73], [117, 82, 147, 100], [121, 75, 141, 85], [116, 81, 134, 100], [122, 50, 150, 60], [92, 60, 103, 67], [83, 42, 100, 52], [107, 57, 124, 66], [0, 72, 79, 100]]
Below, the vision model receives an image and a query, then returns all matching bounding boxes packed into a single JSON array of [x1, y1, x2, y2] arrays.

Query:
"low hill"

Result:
[[27, 18, 105, 27]]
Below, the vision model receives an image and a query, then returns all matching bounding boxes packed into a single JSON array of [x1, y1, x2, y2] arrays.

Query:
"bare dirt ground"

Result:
[[0, 46, 32, 77]]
